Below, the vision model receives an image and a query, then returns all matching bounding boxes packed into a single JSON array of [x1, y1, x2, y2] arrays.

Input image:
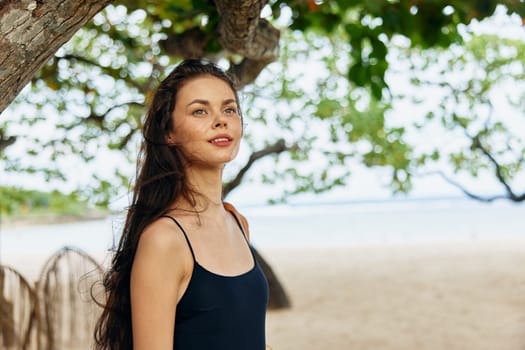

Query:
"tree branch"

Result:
[[160, 27, 209, 59], [59, 54, 146, 93], [228, 56, 274, 89], [423, 170, 525, 203], [223, 139, 295, 197], [214, 0, 280, 87], [116, 128, 137, 150], [0, 128, 16, 154], [0, 0, 113, 114], [84, 101, 144, 130], [468, 133, 524, 201]]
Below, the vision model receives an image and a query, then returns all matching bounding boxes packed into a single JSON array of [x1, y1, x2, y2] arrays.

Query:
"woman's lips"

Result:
[[209, 136, 233, 146]]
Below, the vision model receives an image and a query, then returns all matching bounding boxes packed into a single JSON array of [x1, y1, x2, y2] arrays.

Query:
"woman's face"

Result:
[[168, 75, 242, 168]]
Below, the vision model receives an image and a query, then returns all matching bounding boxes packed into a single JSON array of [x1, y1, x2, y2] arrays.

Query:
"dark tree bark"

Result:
[[252, 248, 291, 310], [0, 0, 112, 114], [0, 0, 279, 112], [0, 128, 16, 154], [215, 0, 280, 88], [433, 170, 525, 202], [159, 0, 280, 88], [428, 133, 525, 203], [223, 139, 293, 197], [160, 27, 209, 59]]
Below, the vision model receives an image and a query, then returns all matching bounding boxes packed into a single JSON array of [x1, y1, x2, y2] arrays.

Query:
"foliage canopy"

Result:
[[1, 0, 524, 205]]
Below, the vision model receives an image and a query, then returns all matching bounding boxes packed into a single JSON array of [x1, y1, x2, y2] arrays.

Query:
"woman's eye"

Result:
[[192, 109, 207, 116], [224, 107, 238, 115]]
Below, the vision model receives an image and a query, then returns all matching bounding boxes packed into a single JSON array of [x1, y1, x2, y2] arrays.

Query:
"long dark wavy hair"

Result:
[[93, 59, 241, 350]]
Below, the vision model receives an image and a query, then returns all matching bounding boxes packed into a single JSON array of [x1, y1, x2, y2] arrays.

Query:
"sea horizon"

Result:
[[1, 195, 523, 261]]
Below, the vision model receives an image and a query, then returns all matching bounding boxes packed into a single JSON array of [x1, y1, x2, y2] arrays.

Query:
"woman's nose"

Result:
[[213, 113, 227, 128]]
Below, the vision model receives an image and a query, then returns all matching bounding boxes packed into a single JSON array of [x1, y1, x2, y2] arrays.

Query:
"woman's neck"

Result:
[[181, 165, 225, 212]]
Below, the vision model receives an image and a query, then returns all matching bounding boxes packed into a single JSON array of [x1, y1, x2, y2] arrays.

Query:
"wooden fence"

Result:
[[0, 247, 103, 350]]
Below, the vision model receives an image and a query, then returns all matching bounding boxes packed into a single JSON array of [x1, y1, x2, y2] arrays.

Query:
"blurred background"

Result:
[[1, 1, 524, 349]]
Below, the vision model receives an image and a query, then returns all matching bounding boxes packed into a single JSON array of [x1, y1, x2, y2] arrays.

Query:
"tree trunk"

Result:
[[252, 247, 291, 310], [0, 0, 112, 114]]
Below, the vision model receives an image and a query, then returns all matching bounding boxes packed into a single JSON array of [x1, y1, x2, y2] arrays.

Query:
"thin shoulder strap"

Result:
[[228, 211, 249, 243], [161, 215, 196, 261], [224, 206, 257, 264]]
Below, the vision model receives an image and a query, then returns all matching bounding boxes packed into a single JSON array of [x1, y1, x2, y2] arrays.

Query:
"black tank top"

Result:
[[163, 212, 269, 350]]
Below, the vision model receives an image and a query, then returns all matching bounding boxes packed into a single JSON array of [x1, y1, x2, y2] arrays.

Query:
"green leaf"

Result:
[[315, 99, 341, 119]]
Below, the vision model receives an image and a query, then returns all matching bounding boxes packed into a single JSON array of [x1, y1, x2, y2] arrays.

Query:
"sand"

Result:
[[263, 240, 525, 350], [3, 239, 525, 349]]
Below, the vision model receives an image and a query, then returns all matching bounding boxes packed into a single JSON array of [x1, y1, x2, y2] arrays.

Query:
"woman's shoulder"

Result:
[[136, 216, 191, 261], [223, 201, 250, 237]]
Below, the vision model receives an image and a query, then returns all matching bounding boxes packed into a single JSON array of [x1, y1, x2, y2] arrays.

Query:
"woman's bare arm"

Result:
[[130, 218, 190, 349]]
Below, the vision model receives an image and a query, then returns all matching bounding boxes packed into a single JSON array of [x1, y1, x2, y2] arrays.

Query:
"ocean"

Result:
[[1, 197, 524, 263]]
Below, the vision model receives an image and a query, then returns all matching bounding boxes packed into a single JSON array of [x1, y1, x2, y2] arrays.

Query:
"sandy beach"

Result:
[[3, 239, 525, 349], [263, 240, 525, 350]]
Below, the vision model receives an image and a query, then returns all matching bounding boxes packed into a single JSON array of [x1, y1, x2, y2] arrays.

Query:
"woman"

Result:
[[94, 59, 269, 349]]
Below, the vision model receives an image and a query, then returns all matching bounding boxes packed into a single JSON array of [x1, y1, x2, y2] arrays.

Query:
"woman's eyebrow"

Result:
[[187, 98, 236, 107], [187, 99, 209, 107], [223, 99, 236, 105]]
